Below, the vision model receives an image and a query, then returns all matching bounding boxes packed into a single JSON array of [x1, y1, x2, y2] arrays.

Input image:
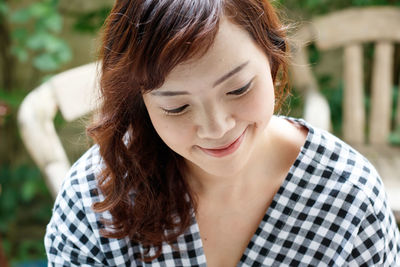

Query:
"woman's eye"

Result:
[[162, 104, 189, 115], [227, 80, 253, 96]]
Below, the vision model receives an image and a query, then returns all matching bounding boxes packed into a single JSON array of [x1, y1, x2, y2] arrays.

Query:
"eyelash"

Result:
[[162, 80, 253, 116], [162, 104, 189, 115], [227, 80, 253, 96]]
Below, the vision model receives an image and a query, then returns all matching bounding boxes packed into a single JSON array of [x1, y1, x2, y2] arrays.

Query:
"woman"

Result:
[[45, 0, 400, 266]]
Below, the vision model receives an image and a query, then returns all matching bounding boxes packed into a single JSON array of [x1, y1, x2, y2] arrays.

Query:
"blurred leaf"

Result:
[[305, 0, 321, 8], [0, 189, 17, 218], [11, 8, 32, 23], [54, 42, 72, 62], [308, 43, 319, 65], [9, 0, 71, 74], [389, 126, 400, 146], [43, 13, 62, 33], [73, 6, 110, 33], [26, 32, 50, 50], [27, 32, 71, 58], [389, 133, 400, 146], [321, 79, 343, 136], [0, 90, 26, 108], [11, 28, 28, 42], [33, 53, 59, 71], [10, 46, 29, 62], [30, 2, 52, 18], [2, 239, 11, 258], [15, 239, 47, 262], [0, 1, 8, 15], [45, 37, 68, 54], [0, 163, 52, 262], [31, 41, 71, 72], [21, 180, 37, 202]]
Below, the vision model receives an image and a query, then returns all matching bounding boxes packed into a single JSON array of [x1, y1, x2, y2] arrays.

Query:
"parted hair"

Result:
[[87, 0, 290, 261]]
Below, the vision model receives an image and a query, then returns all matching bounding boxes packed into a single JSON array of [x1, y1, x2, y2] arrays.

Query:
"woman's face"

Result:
[[142, 18, 275, 178]]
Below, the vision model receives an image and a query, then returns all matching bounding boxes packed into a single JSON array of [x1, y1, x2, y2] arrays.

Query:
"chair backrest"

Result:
[[291, 7, 400, 144], [18, 62, 100, 197]]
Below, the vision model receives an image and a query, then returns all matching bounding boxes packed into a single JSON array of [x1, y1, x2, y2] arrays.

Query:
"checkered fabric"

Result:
[[45, 116, 400, 266]]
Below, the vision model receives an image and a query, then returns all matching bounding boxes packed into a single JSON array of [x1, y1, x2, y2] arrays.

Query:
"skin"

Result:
[[143, 18, 308, 267]]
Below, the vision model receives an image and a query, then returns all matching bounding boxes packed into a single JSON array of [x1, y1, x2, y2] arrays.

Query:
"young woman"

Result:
[[45, 0, 400, 266]]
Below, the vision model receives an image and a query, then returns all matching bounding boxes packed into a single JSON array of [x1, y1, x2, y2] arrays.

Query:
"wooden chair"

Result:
[[290, 7, 400, 221], [18, 62, 100, 198]]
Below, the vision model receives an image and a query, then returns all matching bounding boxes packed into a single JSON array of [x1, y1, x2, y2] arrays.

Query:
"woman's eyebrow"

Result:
[[212, 61, 249, 87], [151, 61, 249, 97]]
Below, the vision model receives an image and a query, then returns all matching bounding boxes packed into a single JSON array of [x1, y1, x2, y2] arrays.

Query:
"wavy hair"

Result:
[[88, 0, 290, 261]]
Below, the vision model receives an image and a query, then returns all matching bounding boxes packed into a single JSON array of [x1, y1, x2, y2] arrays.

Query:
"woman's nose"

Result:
[[196, 104, 235, 140]]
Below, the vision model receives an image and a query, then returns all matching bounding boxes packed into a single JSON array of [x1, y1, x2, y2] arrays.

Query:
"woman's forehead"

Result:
[[160, 19, 259, 88]]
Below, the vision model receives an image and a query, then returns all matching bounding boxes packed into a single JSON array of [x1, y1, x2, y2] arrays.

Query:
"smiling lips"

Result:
[[198, 128, 247, 158]]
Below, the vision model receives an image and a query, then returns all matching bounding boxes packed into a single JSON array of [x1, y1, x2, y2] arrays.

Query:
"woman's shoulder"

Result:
[[280, 117, 400, 261], [282, 116, 384, 202], [54, 144, 105, 214], [67, 144, 103, 185], [45, 145, 134, 265]]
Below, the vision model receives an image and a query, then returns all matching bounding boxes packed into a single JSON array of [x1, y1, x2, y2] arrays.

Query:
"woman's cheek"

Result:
[[237, 85, 274, 122], [155, 116, 195, 153]]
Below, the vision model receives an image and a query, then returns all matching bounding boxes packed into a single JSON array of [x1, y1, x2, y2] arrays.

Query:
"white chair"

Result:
[[290, 7, 400, 221], [18, 62, 100, 198]]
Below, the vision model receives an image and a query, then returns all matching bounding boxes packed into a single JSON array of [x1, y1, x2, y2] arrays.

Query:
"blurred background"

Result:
[[0, 0, 399, 266]]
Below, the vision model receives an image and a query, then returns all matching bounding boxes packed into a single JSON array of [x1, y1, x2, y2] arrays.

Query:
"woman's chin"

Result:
[[184, 151, 252, 181]]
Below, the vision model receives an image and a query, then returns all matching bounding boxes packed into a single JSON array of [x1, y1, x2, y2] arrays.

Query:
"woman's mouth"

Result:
[[198, 128, 247, 158]]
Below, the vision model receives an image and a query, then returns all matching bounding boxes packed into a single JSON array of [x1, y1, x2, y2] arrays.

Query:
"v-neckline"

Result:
[[189, 116, 312, 266]]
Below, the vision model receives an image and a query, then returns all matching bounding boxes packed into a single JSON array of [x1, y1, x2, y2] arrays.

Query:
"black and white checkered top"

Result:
[[45, 117, 400, 266]]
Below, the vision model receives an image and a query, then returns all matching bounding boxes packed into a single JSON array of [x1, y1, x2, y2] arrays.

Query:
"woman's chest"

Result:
[[198, 217, 259, 266], [195, 196, 274, 267]]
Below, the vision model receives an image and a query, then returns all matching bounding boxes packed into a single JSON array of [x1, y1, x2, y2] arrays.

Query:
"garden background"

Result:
[[1, 0, 399, 265]]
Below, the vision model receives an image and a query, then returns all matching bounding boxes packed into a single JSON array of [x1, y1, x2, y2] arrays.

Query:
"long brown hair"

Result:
[[88, 0, 289, 261]]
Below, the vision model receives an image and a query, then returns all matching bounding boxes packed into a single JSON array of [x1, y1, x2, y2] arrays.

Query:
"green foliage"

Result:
[[0, 1, 8, 16], [389, 86, 400, 146], [389, 126, 400, 145], [0, 164, 53, 262], [284, 87, 304, 118], [0, 0, 80, 261], [72, 6, 111, 33], [320, 79, 344, 136], [10, 0, 72, 72], [0, 90, 26, 109], [279, 0, 400, 16], [0, 88, 55, 262]]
